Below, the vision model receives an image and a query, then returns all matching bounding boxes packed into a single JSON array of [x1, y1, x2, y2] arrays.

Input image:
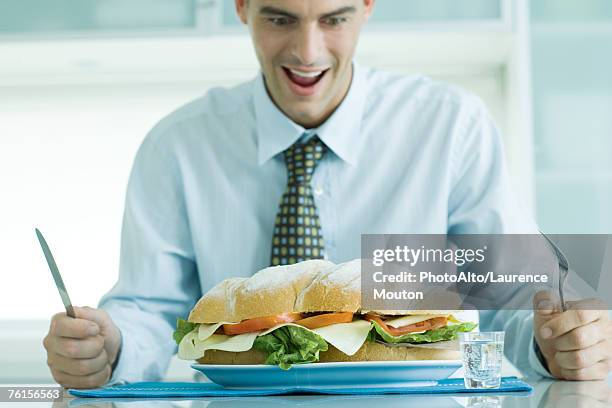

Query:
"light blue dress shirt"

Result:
[[99, 62, 550, 384]]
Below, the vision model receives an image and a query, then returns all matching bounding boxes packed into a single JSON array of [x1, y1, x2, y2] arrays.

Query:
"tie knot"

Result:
[[284, 136, 327, 185]]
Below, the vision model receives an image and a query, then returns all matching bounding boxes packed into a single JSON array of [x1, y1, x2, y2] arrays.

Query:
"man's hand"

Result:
[[533, 291, 612, 380], [43, 306, 122, 389]]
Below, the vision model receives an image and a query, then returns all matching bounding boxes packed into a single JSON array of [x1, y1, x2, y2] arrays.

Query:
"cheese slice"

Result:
[[312, 320, 372, 356], [198, 322, 236, 340], [179, 319, 374, 360], [179, 330, 260, 360], [200, 332, 260, 353], [259, 322, 301, 336], [178, 330, 205, 360], [384, 314, 451, 328]]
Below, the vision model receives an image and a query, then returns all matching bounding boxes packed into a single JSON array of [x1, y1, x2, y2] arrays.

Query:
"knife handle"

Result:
[[65, 305, 76, 318]]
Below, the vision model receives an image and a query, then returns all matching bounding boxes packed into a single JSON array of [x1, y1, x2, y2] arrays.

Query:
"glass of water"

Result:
[[460, 331, 504, 389]]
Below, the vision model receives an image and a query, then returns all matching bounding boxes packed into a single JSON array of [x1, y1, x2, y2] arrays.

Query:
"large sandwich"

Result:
[[173, 259, 476, 368]]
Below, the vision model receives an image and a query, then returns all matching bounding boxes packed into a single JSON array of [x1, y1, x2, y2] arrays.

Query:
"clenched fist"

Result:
[[43, 306, 122, 389], [534, 291, 612, 381]]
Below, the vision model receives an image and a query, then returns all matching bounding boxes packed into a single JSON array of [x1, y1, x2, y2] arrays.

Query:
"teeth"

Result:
[[289, 69, 324, 78]]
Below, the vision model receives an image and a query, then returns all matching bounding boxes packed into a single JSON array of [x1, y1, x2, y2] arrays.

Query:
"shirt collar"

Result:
[[254, 61, 367, 166]]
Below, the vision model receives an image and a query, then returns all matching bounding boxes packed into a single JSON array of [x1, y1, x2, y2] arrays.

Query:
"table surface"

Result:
[[4, 377, 611, 407]]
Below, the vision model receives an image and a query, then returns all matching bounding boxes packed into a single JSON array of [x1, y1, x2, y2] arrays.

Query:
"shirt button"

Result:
[[314, 186, 324, 196]]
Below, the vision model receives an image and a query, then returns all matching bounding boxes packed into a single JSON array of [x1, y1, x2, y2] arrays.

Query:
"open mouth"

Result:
[[282, 67, 329, 95]]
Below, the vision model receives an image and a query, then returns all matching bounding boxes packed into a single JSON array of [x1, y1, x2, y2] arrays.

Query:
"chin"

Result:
[[288, 105, 325, 127]]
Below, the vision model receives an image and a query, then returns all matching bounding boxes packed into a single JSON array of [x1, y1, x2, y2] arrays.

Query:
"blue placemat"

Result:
[[69, 376, 532, 398]]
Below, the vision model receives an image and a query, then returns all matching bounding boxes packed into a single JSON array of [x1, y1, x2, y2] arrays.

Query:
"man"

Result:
[[43, 0, 611, 388]]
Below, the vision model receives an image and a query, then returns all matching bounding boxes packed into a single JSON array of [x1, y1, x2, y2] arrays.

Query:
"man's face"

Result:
[[236, 0, 374, 128]]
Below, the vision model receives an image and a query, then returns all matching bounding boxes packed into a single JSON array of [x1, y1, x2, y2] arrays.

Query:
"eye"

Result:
[[268, 17, 293, 26], [323, 16, 348, 26]]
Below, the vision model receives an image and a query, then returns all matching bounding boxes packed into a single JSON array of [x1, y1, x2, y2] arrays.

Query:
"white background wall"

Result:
[[0, 82, 213, 320]]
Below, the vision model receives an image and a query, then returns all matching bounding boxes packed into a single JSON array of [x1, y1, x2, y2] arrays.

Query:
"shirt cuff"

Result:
[[529, 336, 554, 378], [103, 317, 138, 385]]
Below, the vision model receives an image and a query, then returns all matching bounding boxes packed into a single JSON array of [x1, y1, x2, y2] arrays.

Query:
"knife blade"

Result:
[[540, 231, 570, 312], [35, 228, 76, 318]]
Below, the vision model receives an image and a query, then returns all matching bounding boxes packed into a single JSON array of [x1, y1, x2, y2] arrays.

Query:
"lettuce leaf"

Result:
[[173, 318, 197, 345], [372, 321, 477, 344], [253, 325, 328, 370], [365, 327, 378, 343]]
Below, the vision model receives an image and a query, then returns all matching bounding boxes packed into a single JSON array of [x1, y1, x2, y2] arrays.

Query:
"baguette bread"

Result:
[[188, 259, 336, 323], [188, 259, 458, 323]]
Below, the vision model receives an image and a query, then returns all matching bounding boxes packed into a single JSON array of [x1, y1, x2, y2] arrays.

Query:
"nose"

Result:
[[290, 22, 323, 66]]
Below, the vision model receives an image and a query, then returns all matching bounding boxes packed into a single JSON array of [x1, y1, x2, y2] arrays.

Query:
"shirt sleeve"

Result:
[[98, 134, 201, 384], [447, 101, 536, 235], [530, 336, 555, 378], [446, 101, 557, 377]]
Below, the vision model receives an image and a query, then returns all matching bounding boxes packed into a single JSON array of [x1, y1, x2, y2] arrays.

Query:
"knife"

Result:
[[540, 231, 570, 312], [35, 228, 76, 318]]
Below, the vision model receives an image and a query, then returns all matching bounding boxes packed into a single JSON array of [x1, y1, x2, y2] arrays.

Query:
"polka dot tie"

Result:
[[270, 136, 327, 266]]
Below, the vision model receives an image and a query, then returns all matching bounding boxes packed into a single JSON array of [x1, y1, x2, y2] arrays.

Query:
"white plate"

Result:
[[192, 360, 462, 389]]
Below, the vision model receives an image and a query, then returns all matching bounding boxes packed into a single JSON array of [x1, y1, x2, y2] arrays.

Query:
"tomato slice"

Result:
[[222, 312, 304, 335], [364, 314, 448, 336], [295, 312, 354, 330]]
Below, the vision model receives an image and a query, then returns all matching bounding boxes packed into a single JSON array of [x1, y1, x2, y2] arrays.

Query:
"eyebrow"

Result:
[[320, 6, 357, 19], [258, 5, 357, 20]]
